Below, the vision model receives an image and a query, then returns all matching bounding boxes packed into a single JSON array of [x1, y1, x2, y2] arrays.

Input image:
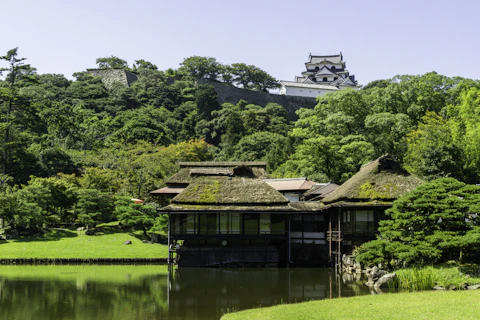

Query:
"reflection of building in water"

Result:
[[154, 156, 422, 268], [167, 268, 366, 320]]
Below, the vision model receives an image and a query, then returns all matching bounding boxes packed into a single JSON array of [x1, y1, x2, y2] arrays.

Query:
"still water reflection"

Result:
[[0, 265, 370, 320]]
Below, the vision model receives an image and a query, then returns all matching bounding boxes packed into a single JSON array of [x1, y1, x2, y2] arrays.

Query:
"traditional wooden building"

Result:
[[158, 162, 328, 267], [320, 155, 423, 268], [279, 53, 362, 98], [156, 156, 421, 267]]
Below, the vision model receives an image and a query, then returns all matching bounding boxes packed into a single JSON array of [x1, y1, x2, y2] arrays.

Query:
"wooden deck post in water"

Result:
[[167, 213, 171, 264]]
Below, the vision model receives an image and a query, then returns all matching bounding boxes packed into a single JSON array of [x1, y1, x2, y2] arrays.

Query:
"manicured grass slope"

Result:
[[221, 290, 480, 320], [0, 224, 168, 259]]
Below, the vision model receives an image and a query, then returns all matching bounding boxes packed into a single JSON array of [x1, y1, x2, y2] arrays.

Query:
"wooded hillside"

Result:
[[1, 49, 479, 236]]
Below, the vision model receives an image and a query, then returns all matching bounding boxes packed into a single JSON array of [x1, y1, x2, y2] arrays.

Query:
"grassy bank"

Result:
[[221, 290, 480, 320], [0, 223, 168, 259]]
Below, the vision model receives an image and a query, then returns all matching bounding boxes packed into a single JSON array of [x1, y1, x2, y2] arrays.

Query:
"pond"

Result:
[[0, 265, 371, 320]]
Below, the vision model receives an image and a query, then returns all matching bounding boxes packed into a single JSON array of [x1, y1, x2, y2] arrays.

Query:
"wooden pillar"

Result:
[[328, 214, 332, 267], [337, 217, 341, 273], [167, 213, 171, 264], [287, 218, 291, 266]]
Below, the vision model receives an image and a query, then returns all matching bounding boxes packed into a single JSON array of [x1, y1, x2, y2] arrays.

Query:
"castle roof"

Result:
[[307, 53, 343, 65], [315, 67, 336, 76]]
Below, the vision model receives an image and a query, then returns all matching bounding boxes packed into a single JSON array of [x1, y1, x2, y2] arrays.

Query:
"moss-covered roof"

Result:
[[161, 203, 297, 212], [166, 162, 269, 185], [322, 155, 423, 204], [171, 175, 288, 205], [288, 202, 325, 211]]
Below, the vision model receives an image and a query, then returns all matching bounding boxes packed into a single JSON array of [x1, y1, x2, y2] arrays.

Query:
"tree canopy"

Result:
[[96, 56, 129, 69], [355, 178, 480, 267], [1, 48, 480, 241]]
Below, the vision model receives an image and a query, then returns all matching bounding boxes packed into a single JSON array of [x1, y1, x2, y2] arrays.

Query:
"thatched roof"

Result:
[[161, 202, 325, 212], [161, 203, 297, 212], [166, 162, 269, 185], [171, 175, 288, 205], [322, 155, 423, 204], [288, 202, 325, 211]]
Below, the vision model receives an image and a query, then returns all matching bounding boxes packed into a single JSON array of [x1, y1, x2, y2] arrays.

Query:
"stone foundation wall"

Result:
[[201, 80, 318, 121], [87, 69, 138, 89]]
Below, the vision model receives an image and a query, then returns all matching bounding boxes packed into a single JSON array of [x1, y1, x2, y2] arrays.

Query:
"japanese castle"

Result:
[[279, 53, 362, 98]]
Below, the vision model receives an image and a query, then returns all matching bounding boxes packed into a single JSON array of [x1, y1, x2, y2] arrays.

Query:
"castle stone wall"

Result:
[[87, 69, 138, 89], [201, 80, 318, 121]]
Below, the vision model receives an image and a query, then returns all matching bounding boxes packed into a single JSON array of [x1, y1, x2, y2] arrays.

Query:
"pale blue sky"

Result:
[[2, 0, 479, 85]]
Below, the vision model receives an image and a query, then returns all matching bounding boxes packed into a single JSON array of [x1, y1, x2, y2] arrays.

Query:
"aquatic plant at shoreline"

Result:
[[389, 266, 480, 292]]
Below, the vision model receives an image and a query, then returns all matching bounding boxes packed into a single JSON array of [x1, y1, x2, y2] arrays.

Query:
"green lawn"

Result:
[[0, 223, 168, 259], [221, 290, 480, 320]]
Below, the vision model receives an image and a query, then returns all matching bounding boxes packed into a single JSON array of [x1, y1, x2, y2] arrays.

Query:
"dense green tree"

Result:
[[404, 112, 463, 180], [107, 106, 174, 146], [74, 189, 114, 228], [218, 110, 246, 158], [449, 87, 480, 181], [195, 84, 220, 120], [96, 56, 129, 69], [355, 178, 480, 267], [275, 135, 341, 182], [25, 176, 78, 225], [133, 59, 158, 71], [37, 146, 78, 176], [233, 131, 289, 171], [179, 56, 221, 81], [115, 196, 157, 237], [364, 112, 412, 158], [0, 48, 33, 176], [337, 137, 376, 181], [230, 63, 278, 91]]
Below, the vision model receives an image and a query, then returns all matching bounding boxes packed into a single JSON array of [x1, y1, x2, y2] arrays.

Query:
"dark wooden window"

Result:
[[291, 215, 303, 232], [207, 214, 218, 234], [303, 214, 325, 233], [342, 210, 375, 235], [323, 77, 328, 82], [271, 214, 286, 234], [219, 213, 241, 234], [260, 213, 270, 234], [244, 213, 259, 234], [198, 213, 218, 234], [171, 214, 196, 234]]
